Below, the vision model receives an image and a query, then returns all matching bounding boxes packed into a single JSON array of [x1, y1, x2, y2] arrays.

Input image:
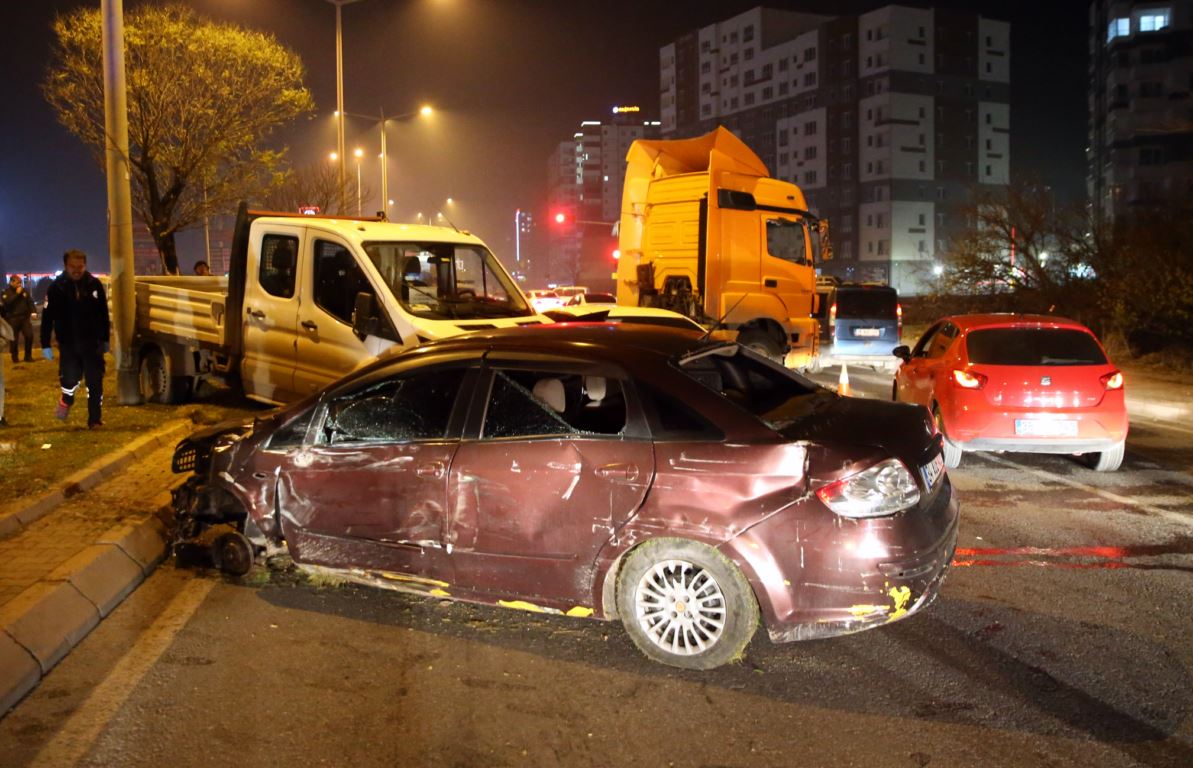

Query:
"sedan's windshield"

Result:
[[677, 345, 828, 430], [364, 241, 533, 320]]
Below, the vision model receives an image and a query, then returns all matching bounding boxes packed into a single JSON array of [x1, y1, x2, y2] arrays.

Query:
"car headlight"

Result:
[[815, 458, 921, 518]]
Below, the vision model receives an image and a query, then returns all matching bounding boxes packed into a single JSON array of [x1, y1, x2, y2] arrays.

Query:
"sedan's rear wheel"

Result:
[[1084, 440, 1125, 472], [933, 405, 962, 469], [616, 538, 758, 670]]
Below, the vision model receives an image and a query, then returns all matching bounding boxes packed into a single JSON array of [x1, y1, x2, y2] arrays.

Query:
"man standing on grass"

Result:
[[40, 249, 110, 429]]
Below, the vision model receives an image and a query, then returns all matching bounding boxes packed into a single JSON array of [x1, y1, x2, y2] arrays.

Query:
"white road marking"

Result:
[[29, 576, 216, 768], [975, 453, 1192, 525]]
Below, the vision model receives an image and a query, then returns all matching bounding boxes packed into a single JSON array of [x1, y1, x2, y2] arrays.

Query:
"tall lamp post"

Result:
[[326, 0, 364, 194], [353, 147, 363, 216], [338, 105, 433, 217]]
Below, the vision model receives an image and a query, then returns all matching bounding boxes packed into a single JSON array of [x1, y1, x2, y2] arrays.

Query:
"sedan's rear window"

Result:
[[678, 346, 823, 430], [966, 328, 1107, 366]]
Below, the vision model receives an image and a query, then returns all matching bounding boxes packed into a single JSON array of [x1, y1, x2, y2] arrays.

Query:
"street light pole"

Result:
[[379, 107, 387, 217], [326, 0, 363, 203], [353, 148, 363, 216]]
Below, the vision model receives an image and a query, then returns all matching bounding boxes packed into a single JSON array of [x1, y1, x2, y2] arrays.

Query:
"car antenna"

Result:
[[696, 292, 750, 343], [439, 212, 461, 233]]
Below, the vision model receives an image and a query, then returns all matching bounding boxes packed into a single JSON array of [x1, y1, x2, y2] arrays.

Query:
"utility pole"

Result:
[[101, 0, 141, 404]]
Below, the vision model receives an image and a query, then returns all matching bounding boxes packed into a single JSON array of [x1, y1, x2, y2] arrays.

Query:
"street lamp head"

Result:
[[446, 197, 454, 205], [329, 151, 338, 161], [353, 147, 364, 159], [420, 105, 433, 117]]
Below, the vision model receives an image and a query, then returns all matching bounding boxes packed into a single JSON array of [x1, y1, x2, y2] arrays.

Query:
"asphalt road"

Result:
[[2, 368, 1191, 767]]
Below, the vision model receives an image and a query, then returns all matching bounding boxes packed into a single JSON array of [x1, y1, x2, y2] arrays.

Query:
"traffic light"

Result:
[[550, 207, 573, 228]]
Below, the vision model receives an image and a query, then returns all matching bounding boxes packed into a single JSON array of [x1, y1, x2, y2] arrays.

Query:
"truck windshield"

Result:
[[363, 241, 534, 320]]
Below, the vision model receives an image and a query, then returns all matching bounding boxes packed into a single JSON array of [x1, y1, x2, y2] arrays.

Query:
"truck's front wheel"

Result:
[[737, 329, 784, 361]]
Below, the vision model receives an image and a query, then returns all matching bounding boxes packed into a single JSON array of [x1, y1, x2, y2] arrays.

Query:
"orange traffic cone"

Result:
[[837, 363, 852, 396]]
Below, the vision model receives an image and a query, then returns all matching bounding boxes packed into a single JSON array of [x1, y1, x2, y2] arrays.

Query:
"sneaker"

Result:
[[87, 420, 104, 430], [55, 399, 70, 421]]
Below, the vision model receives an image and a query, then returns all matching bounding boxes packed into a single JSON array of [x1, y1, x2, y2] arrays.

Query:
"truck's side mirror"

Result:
[[352, 291, 379, 341], [893, 345, 912, 363]]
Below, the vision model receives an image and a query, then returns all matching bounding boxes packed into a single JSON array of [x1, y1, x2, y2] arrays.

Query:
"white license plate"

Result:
[[1014, 419, 1078, 437], [920, 453, 945, 489], [854, 328, 881, 337]]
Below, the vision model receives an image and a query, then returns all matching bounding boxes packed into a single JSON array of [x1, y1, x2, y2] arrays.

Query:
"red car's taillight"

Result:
[[952, 369, 987, 389], [896, 303, 903, 339], [1100, 371, 1124, 390], [829, 302, 837, 329]]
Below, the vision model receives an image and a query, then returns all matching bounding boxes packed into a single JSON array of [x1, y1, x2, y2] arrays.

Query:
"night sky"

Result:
[[0, 0, 1088, 274]]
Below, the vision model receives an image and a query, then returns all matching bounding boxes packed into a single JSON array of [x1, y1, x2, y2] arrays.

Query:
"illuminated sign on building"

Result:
[[612, 106, 640, 114]]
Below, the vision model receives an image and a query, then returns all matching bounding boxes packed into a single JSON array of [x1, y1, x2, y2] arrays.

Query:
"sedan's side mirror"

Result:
[[893, 345, 912, 363]]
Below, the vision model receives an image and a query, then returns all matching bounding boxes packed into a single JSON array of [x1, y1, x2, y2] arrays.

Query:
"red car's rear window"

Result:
[[966, 328, 1107, 366]]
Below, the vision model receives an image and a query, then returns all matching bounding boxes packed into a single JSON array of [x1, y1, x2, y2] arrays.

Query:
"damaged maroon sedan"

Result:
[[172, 325, 958, 669]]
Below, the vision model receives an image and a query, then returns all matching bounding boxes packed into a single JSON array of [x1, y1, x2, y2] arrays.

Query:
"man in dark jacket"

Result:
[[40, 249, 111, 428], [1, 274, 36, 363]]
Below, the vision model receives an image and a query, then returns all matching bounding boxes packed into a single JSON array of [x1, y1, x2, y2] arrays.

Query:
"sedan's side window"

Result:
[[324, 368, 465, 444], [483, 370, 627, 439]]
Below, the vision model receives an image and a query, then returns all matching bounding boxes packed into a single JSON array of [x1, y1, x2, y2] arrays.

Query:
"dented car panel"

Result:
[[171, 323, 959, 669]]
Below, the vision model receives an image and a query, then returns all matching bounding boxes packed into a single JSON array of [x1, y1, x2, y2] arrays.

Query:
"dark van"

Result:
[[812, 282, 902, 373]]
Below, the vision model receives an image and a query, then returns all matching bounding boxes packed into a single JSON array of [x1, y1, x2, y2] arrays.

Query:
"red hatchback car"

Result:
[[893, 314, 1129, 471]]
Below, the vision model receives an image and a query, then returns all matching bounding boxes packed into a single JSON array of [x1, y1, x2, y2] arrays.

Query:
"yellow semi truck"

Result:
[[615, 127, 826, 368]]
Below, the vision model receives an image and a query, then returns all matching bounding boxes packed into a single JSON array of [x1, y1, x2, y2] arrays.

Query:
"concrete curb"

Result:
[[0, 422, 190, 716], [0, 420, 192, 540]]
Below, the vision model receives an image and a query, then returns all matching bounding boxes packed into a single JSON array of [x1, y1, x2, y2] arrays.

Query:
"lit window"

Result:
[[1139, 11, 1170, 32], [1107, 17, 1130, 41]]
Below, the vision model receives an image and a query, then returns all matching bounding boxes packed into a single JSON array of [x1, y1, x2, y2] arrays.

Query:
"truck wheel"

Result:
[[616, 538, 758, 670], [139, 347, 176, 404], [738, 329, 784, 361]]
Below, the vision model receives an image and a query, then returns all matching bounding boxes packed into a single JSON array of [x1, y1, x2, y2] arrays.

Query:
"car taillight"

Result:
[[829, 302, 837, 329], [896, 303, 903, 339], [815, 458, 921, 518], [952, 369, 987, 389], [1100, 371, 1124, 390]]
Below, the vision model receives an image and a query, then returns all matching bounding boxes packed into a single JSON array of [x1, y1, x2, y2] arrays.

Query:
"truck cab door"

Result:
[[761, 215, 815, 320], [242, 228, 302, 404], [294, 237, 398, 397]]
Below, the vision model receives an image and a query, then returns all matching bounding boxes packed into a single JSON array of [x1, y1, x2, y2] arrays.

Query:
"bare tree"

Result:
[[261, 163, 364, 217], [44, 4, 314, 273]]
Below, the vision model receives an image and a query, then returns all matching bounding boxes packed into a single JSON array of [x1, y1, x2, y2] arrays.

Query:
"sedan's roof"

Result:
[[370, 323, 712, 372]]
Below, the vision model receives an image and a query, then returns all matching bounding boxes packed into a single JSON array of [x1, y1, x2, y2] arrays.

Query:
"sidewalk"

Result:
[[0, 420, 193, 715]]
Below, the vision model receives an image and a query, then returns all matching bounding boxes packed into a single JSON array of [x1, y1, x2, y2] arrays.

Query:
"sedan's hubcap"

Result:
[[634, 559, 727, 656]]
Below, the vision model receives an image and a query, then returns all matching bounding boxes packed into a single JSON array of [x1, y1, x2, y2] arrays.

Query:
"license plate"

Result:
[[920, 453, 945, 490], [1014, 419, 1078, 437], [854, 328, 881, 337]]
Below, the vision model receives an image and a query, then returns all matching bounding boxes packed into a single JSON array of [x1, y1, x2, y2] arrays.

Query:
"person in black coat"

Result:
[[40, 249, 111, 428], [1, 274, 36, 363]]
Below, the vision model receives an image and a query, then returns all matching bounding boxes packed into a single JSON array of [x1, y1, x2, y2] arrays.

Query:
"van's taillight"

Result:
[[896, 303, 903, 339], [952, 369, 987, 389], [829, 302, 837, 329], [1100, 371, 1124, 390]]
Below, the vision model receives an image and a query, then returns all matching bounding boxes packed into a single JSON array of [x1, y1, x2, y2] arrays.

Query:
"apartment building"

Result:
[[545, 110, 661, 290], [1089, 1, 1193, 225], [660, 5, 1010, 295]]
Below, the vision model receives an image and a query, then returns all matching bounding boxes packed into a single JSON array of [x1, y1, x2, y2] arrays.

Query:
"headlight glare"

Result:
[[816, 458, 921, 518]]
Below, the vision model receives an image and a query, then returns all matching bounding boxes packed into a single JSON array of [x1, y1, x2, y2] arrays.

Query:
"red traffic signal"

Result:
[[550, 208, 572, 227]]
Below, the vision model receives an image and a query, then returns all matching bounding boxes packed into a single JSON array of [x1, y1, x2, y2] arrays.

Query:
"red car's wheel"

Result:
[[933, 405, 962, 469]]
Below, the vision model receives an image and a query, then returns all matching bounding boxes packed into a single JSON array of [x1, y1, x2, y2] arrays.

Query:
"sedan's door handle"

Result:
[[247, 308, 265, 320], [596, 463, 639, 482], [301, 320, 318, 331], [416, 462, 446, 479]]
